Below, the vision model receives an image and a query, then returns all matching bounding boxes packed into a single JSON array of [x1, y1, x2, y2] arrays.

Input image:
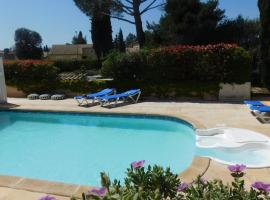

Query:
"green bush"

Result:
[[54, 59, 101, 72], [59, 80, 108, 94], [74, 162, 270, 200], [4, 60, 59, 93], [102, 44, 251, 84]]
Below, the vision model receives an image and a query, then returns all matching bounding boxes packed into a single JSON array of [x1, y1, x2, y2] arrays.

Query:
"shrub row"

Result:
[[102, 44, 251, 84], [4, 60, 59, 93], [3, 59, 102, 93]]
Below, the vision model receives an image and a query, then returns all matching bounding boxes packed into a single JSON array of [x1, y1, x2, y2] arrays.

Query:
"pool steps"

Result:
[[195, 127, 270, 168]]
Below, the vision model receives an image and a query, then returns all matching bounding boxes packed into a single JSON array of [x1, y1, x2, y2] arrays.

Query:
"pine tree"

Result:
[[91, 8, 113, 61], [118, 29, 126, 52], [114, 34, 119, 50], [74, 0, 113, 60], [72, 31, 87, 44]]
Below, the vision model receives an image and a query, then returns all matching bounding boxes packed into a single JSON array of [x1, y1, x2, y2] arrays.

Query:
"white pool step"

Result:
[[196, 127, 270, 148]]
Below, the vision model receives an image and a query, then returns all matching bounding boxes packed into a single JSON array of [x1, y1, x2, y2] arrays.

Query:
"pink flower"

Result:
[[228, 164, 246, 173], [88, 187, 107, 197], [131, 160, 145, 168], [177, 182, 189, 192], [39, 196, 57, 200], [252, 182, 270, 193]]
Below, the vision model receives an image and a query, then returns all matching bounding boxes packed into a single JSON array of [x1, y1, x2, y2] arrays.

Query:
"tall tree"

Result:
[[258, 0, 270, 86], [14, 28, 43, 59], [72, 31, 87, 44], [160, 0, 224, 45], [74, 0, 113, 60], [216, 16, 260, 50], [118, 29, 126, 52], [74, 0, 165, 48]]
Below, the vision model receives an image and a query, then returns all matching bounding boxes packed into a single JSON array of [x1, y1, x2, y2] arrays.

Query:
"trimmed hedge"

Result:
[[4, 60, 59, 93], [102, 44, 251, 84]]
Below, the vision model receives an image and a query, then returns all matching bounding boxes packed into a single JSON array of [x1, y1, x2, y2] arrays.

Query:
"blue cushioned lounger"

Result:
[[74, 88, 115, 106], [244, 100, 265, 107], [97, 89, 141, 107]]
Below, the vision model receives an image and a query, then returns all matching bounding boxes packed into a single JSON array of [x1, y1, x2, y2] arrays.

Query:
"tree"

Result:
[[114, 29, 126, 52], [160, 0, 224, 45], [258, 0, 270, 86], [216, 16, 260, 50], [74, 0, 113, 60], [72, 31, 87, 44], [113, 34, 119, 50], [125, 33, 137, 47], [14, 28, 43, 59], [74, 0, 165, 48], [43, 45, 50, 52], [117, 29, 126, 52]]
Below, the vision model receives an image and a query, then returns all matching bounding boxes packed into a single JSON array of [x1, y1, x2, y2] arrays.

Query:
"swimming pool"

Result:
[[1, 111, 269, 186], [0, 111, 196, 186]]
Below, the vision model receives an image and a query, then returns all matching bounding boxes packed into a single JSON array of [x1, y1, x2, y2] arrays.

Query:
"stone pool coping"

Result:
[[0, 106, 210, 197]]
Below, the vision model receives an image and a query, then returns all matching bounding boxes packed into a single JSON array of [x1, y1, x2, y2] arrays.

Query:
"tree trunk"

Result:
[[133, 0, 145, 48]]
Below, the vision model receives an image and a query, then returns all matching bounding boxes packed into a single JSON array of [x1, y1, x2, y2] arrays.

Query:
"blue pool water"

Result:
[[0, 111, 196, 186]]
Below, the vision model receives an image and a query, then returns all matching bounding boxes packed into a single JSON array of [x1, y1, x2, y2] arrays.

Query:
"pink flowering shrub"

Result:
[[102, 44, 251, 84], [3, 60, 58, 93]]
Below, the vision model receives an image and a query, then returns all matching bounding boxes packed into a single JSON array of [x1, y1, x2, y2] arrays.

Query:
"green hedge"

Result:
[[53, 59, 101, 72], [4, 60, 59, 93], [102, 44, 251, 84]]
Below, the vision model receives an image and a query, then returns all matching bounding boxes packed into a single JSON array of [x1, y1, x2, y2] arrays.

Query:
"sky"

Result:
[[0, 0, 259, 49]]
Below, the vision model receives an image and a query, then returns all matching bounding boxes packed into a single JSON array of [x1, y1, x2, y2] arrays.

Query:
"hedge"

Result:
[[102, 44, 251, 84], [4, 60, 59, 93], [3, 59, 103, 94], [3, 44, 251, 98], [53, 59, 101, 72]]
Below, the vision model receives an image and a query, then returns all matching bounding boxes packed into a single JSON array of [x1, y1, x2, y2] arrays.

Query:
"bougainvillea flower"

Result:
[[131, 160, 145, 168], [228, 164, 246, 173]]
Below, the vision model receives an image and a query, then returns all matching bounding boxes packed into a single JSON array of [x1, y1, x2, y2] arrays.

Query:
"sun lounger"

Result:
[[244, 100, 265, 107], [97, 89, 141, 107], [74, 88, 115, 106], [249, 105, 270, 123]]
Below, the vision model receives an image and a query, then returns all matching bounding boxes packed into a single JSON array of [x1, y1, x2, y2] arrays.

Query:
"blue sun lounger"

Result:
[[97, 89, 141, 107], [74, 88, 115, 106], [249, 105, 270, 123], [244, 100, 265, 107]]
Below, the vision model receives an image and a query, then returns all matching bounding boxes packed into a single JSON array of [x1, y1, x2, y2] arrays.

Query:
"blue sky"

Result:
[[0, 0, 259, 49]]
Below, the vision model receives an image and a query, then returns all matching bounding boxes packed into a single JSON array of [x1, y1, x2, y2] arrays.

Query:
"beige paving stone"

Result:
[[0, 175, 23, 187], [0, 187, 69, 200], [14, 178, 79, 197]]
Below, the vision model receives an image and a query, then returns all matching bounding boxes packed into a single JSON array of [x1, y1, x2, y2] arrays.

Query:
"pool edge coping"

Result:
[[0, 107, 209, 197]]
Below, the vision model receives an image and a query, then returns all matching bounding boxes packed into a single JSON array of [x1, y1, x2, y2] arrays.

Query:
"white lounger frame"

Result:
[[252, 110, 270, 123]]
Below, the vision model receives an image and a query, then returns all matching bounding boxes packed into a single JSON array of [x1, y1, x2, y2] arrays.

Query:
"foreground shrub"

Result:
[[73, 162, 270, 200], [4, 60, 59, 93], [102, 44, 251, 85]]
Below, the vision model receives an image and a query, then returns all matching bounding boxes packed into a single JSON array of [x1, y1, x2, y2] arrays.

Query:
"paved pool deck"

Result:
[[0, 98, 270, 199]]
